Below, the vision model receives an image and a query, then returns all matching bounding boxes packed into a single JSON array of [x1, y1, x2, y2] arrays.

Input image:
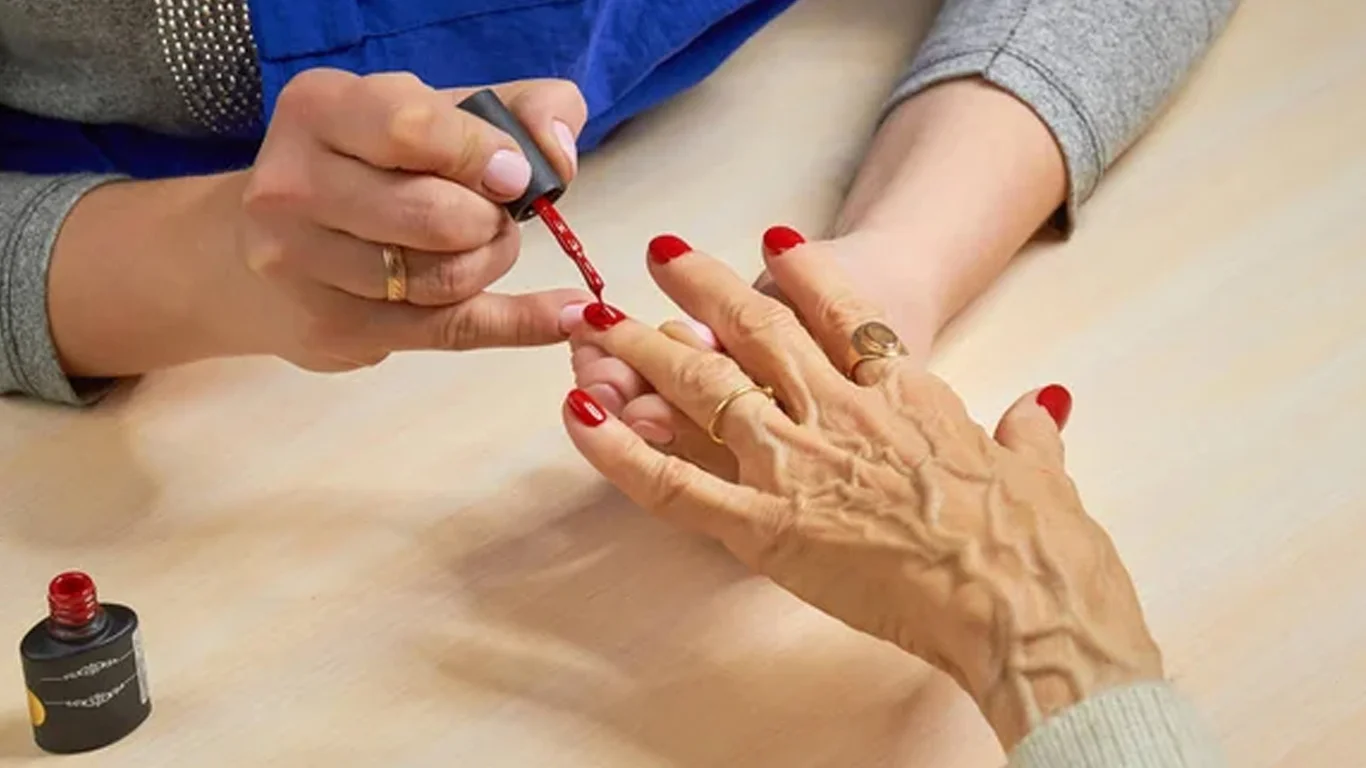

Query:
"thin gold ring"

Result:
[[381, 244, 408, 302], [706, 384, 775, 445], [846, 320, 908, 379]]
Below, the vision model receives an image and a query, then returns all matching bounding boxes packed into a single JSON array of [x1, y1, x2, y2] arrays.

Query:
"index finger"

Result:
[[570, 314, 783, 449], [299, 71, 527, 200], [446, 79, 589, 184], [562, 388, 784, 566]]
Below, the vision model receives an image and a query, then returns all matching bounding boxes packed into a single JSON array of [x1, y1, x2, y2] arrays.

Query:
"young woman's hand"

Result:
[[233, 70, 590, 370], [50, 71, 592, 378]]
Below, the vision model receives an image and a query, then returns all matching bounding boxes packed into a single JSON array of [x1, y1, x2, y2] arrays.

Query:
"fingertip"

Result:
[[583, 382, 626, 416], [628, 420, 675, 447], [647, 234, 692, 265], [1036, 383, 1073, 431], [761, 225, 806, 259], [482, 148, 533, 199], [995, 385, 1068, 467], [559, 301, 591, 336], [553, 120, 579, 177], [565, 387, 609, 428]]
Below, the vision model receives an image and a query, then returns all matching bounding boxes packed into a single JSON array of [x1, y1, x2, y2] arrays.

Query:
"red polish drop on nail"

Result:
[[1036, 384, 1073, 430], [583, 302, 626, 330], [762, 225, 806, 256], [648, 234, 691, 264], [566, 388, 608, 426]]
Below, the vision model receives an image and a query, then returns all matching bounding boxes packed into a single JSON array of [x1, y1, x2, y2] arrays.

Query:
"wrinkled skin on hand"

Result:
[[561, 234, 1163, 750], [730, 366, 1162, 747]]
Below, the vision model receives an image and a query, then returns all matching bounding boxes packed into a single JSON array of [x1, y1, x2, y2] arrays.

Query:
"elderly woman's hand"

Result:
[[560, 234, 1164, 751], [569, 227, 938, 478]]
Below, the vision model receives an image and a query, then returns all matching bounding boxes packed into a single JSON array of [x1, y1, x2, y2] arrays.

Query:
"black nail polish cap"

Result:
[[457, 89, 566, 222]]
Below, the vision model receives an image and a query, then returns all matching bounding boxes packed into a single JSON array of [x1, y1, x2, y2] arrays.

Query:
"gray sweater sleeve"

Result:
[[888, 0, 1239, 227], [1009, 682, 1226, 767], [0, 172, 122, 405]]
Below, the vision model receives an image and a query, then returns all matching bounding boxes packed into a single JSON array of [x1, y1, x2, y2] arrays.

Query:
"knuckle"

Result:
[[648, 456, 694, 510], [426, 257, 474, 301], [244, 239, 291, 278], [446, 117, 487, 179], [396, 190, 441, 239], [276, 69, 349, 120], [384, 101, 439, 161], [677, 353, 739, 395], [394, 187, 457, 247], [814, 292, 875, 333], [241, 166, 309, 216], [724, 297, 797, 339], [434, 308, 481, 350]]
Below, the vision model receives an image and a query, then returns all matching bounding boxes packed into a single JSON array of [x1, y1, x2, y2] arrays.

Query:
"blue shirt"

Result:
[[0, 0, 796, 178]]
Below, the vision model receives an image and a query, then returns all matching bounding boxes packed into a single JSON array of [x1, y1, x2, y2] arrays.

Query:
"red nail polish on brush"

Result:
[[1036, 384, 1073, 430], [566, 389, 608, 426], [648, 234, 691, 264], [583, 303, 626, 330], [458, 90, 607, 304], [762, 225, 805, 256]]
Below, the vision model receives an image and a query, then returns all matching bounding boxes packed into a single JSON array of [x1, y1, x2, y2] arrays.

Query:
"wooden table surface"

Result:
[[2, 0, 1362, 765]]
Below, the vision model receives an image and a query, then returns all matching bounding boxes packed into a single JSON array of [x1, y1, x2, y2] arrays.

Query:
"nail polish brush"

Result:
[[457, 90, 606, 304]]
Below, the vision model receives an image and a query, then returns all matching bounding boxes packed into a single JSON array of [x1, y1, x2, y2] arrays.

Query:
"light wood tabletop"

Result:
[[2, 0, 1362, 765]]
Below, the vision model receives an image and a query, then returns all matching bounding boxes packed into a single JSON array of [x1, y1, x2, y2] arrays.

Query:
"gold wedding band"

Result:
[[381, 244, 408, 302], [706, 384, 775, 445], [846, 321, 908, 380]]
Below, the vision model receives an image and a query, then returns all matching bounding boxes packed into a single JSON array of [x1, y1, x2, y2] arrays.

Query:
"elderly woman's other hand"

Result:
[[559, 234, 1163, 751]]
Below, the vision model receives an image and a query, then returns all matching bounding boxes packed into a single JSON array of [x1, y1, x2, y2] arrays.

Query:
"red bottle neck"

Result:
[[47, 571, 102, 630]]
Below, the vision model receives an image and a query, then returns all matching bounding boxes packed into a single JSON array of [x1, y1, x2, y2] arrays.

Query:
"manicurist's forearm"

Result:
[[47, 171, 254, 378], [836, 78, 1065, 329]]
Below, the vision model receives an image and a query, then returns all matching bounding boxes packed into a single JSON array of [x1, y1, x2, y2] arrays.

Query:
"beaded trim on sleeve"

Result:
[[154, 0, 264, 135]]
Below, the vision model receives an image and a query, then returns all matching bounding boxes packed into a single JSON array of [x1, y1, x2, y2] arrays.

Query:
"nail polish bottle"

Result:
[[19, 571, 152, 754]]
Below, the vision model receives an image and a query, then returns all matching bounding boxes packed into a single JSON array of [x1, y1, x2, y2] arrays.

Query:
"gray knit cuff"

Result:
[[1, 174, 123, 406], [1009, 682, 1227, 768], [885, 49, 1097, 234]]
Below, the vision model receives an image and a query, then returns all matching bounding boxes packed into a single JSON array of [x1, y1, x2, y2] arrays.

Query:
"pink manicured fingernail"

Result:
[[585, 383, 625, 415], [559, 302, 590, 334], [484, 149, 532, 196], [630, 420, 675, 446], [553, 120, 579, 174], [682, 318, 720, 350]]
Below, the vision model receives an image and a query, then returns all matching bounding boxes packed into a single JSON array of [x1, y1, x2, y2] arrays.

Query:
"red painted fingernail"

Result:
[[648, 234, 691, 264], [583, 302, 626, 330], [566, 388, 608, 427], [762, 225, 806, 256], [1036, 384, 1072, 430]]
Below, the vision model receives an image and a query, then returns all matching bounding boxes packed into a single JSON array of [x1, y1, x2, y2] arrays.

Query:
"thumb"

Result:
[[994, 384, 1071, 469], [425, 288, 593, 350]]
